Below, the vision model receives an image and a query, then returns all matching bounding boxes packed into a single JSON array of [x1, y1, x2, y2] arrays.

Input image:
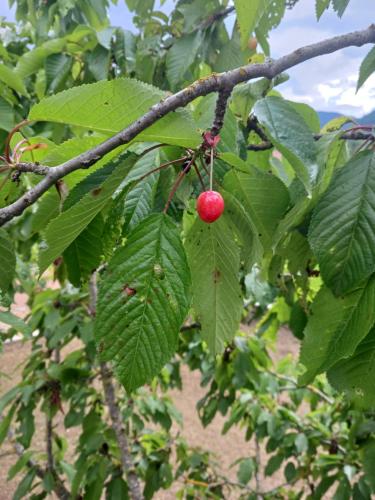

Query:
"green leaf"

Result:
[[254, 96, 318, 193], [0, 406, 16, 446], [185, 216, 242, 354], [87, 45, 110, 81], [223, 167, 290, 253], [124, 172, 159, 232], [0, 97, 15, 131], [332, 0, 350, 17], [316, 131, 349, 195], [13, 469, 37, 500], [166, 32, 202, 89], [0, 311, 32, 335], [95, 214, 191, 392], [16, 39, 66, 79], [230, 79, 271, 124], [357, 46, 375, 92], [315, 0, 331, 19], [273, 196, 312, 249], [309, 151, 375, 295], [328, 327, 375, 408], [0, 229, 15, 292], [122, 149, 160, 231], [29, 78, 201, 148], [39, 153, 137, 274], [45, 53, 73, 93], [0, 65, 27, 95], [213, 33, 246, 73], [295, 433, 308, 453], [265, 453, 283, 476], [299, 276, 375, 385], [63, 214, 104, 286], [363, 440, 375, 490], [237, 458, 255, 485], [31, 191, 61, 234], [234, 0, 262, 50], [106, 476, 129, 500], [284, 462, 297, 482], [63, 161, 117, 211], [8, 451, 34, 481], [288, 101, 320, 134], [222, 189, 263, 270]]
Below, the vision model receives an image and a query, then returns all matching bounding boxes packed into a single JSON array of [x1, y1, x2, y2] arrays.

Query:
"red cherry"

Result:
[[197, 191, 224, 223]]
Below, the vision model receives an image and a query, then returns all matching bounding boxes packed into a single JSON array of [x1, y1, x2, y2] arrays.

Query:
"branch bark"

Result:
[[100, 362, 143, 500], [211, 88, 233, 136], [0, 24, 374, 226], [247, 129, 375, 151]]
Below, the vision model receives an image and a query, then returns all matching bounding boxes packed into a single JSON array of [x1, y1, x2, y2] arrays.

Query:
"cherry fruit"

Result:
[[197, 191, 224, 223], [247, 36, 258, 51]]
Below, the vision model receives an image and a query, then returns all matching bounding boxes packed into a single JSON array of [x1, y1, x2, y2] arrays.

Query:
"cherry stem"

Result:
[[354, 137, 374, 154], [163, 154, 196, 214], [138, 156, 188, 182], [139, 143, 167, 158], [193, 162, 205, 190], [209, 148, 214, 191]]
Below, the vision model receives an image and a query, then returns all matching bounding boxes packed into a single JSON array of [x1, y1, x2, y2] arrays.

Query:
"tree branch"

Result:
[[247, 129, 375, 150], [211, 88, 233, 136], [199, 6, 235, 30], [14, 163, 50, 175], [100, 362, 143, 500], [0, 24, 374, 226]]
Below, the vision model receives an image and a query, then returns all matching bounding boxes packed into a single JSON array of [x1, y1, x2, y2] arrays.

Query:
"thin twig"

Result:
[[199, 6, 235, 30], [46, 414, 54, 472], [255, 436, 262, 499], [1, 414, 70, 499], [268, 370, 334, 405]]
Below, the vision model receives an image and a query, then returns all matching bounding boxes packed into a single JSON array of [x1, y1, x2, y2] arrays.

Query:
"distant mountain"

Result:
[[317, 110, 375, 127], [358, 110, 375, 124], [317, 111, 343, 126]]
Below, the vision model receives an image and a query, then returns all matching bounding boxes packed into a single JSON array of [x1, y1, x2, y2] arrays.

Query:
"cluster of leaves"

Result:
[[179, 324, 375, 499], [0, 278, 232, 499], [1, 0, 375, 497], [3, 279, 375, 499]]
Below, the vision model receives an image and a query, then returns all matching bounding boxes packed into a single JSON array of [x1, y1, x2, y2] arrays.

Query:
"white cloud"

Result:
[[268, 1, 375, 117], [318, 83, 343, 102], [336, 74, 375, 115]]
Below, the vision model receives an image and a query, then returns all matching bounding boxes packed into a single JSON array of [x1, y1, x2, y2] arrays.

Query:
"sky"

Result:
[[1, 0, 374, 118]]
